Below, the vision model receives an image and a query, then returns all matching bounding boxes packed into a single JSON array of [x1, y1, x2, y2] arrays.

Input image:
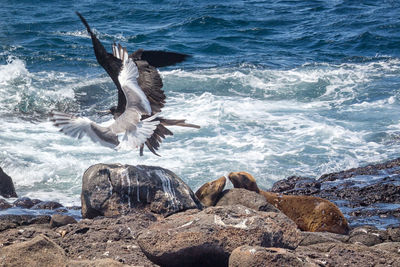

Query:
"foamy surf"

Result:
[[1, 56, 400, 206]]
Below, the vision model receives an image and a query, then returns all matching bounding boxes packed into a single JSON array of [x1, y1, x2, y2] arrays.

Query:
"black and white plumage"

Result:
[[51, 45, 160, 150], [50, 12, 199, 155]]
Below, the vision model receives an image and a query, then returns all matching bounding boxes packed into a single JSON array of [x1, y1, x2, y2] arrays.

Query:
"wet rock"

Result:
[[348, 226, 388, 246], [0, 215, 51, 231], [215, 188, 279, 212], [49, 214, 77, 228], [296, 242, 400, 266], [271, 158, 400, 228], [0, 167, 17, 198], [137, 205, 301, 267], [32, 201, 63, 210], [229, 246, 317, 267], [81, 164, 202, 218], [0, 199, 12, 210], [271, 176, 320, 195], [13, 197, 39, 209]]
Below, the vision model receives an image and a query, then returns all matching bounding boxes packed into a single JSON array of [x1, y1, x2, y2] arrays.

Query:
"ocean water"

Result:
[[1, 1, 400, 209]]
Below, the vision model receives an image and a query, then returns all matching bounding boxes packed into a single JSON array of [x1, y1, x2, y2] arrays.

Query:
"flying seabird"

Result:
[[50, 12, 199, 155]]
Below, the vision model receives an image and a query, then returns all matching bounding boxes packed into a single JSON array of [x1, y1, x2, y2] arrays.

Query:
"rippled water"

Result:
[[1, 1, 400, 210]]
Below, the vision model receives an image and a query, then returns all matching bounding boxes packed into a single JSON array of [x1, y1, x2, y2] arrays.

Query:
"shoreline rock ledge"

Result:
[[81, 163, 203, 218]]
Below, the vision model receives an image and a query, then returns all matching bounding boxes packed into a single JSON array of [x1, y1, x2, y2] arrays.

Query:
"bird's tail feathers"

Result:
[[158, 118, 200, 129], [117, 116, 159, 150]]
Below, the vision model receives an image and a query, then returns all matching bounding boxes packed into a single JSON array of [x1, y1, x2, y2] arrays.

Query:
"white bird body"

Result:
[[50, 45, 159, 150]]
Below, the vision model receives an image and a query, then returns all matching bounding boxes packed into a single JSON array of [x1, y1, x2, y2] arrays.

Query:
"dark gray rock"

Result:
[[81, 164, 202, 218], [0, 215, 51, 231], [49, 214, 77, 228], [348, 226, 388, 246], [0, 199, 12, 210], [387, 226, 400, 242], [271, 176, 321, 195], [0, 167, 17, 198], [299, 231, 349, 246], [13, 197, 41, 209], [137, 205, 301, 267], [296, 242, 400, 266], [216, 188, 279, 212], [372, 242, 400, 255], [229, 245, 317, 267], [270, 158, 400, 228], [32, 201, 63, 210]]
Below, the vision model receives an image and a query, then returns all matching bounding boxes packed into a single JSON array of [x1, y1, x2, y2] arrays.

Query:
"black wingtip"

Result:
[[76, 11, 93, 35], [139, 50, 191, 68]]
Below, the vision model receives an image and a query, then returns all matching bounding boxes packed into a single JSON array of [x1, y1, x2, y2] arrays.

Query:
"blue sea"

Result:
[[1, 0, 400, 212]]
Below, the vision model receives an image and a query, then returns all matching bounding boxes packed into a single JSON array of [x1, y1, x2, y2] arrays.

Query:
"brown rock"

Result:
[[0, 234, 132, 266], [349, 226, 388, 246], [0, 167, 17, 198], [296, 242, 400, 266], [81, 164, 202, 218], [195, 176, 226, 206], [0, 215, 51, 231], [137, 205, 301, 267], [56, 211, 158, 266], [32, 201, 63, 210], [0, 235, 66, 266], [68, 258, 128, 266], [216, 188, 279, 212], [299, 231, 349, 246], [228, 171, 350, 234], [372, 242, 400, 255], [13, 197, 37, 209], [229, 245, 317, 267], [388, 226, 400, 242], [50, 214, 77, 228]]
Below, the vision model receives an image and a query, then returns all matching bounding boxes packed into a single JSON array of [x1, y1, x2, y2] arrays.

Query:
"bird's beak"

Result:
[[97, 109, 111, 117]]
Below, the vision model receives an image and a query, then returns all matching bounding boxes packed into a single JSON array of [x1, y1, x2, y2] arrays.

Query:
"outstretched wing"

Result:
[[50, 111, 119, 148], [76, 12, 126, 114], [130, 49, 190, 68]]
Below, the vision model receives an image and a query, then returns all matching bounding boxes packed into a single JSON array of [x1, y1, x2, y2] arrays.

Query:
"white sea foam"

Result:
[[1, 59, 400, 206]]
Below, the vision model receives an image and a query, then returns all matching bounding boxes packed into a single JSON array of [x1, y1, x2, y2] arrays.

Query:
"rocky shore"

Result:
[[0, 159, 399, 266]]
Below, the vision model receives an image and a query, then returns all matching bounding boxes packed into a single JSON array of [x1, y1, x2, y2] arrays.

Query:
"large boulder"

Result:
[[81, 164, 202, 218], [0, 167, 17, 198], [0, 234, 129, 266], [137, 205, 301, 267], [0, 235, 66, 266]]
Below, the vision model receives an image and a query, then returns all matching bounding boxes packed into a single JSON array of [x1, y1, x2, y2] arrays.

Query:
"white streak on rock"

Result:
[[214, 215, 249, 229], [177, 220, 194, 229], [118, 168, 131, 208], [136, 174, 140, 202], [214, 215, 226, 227], [155, 169, 178, 209]]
